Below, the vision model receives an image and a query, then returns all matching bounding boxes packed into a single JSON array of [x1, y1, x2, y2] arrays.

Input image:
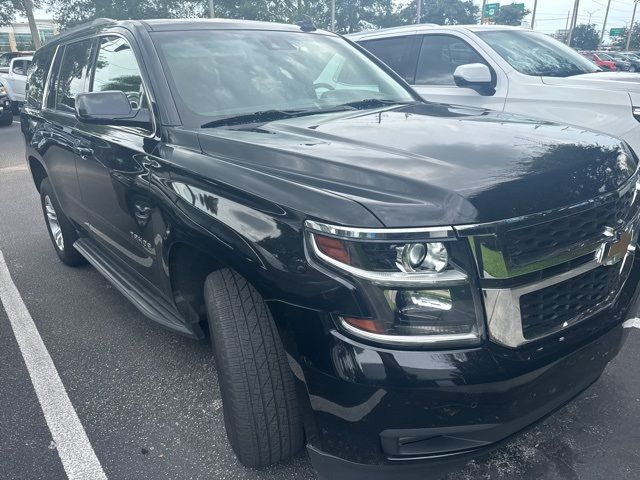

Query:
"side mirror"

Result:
[[453, 63, 494, 95], [75, 91, 151, 129]]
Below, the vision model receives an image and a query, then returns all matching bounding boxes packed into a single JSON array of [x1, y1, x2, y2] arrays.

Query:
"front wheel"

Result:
[[204, 268, 304, 468], [39, 178, 86, 266]]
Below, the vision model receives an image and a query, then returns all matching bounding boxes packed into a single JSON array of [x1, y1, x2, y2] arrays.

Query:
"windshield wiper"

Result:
[[336, 98, 415, 110], [199, 100, 414, 129], [201, 109, 303, 128], [201, 105, 361, 128]]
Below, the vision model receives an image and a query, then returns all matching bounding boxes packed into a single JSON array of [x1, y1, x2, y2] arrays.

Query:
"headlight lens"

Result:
[[306, 221, 482, 346], [0, 85, 6, 96]]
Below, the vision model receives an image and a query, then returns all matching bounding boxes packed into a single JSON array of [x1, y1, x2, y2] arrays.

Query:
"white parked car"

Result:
[[349, 25, 640, 154], [0, 56, 32, 107]]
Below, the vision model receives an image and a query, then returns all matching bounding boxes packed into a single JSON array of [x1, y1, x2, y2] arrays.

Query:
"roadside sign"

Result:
[[484, 3, 500, 18], [610, 27, 625, 37], [514, 3, 526, 13]]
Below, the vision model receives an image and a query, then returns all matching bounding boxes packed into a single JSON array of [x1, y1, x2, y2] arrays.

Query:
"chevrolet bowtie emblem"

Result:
[[596, 228, 633, 266]]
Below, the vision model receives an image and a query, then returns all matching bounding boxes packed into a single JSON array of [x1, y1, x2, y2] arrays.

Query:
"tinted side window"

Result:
[[415, 35, 486, 86], [26, 50, 54, 108], [56, 39, 94, 113], [91, 36, 146, 111], [360, 36, 410, 77]]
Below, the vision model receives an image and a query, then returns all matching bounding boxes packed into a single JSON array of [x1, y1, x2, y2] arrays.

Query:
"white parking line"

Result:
[[0, 250, 107, 479], [0, 165, 28, 174]]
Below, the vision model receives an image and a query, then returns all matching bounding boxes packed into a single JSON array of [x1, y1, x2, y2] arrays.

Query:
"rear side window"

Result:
[[415, 35, 486, 86], [90, 36, 146, 111], [55, 39, 94, 113], [26, 50, 54, 108], [360, 36, 411, 78]]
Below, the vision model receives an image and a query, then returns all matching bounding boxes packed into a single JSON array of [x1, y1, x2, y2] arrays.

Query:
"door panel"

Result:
[[39, 40, 95, 223], [75, 35, 161, 289], [39, 112, 84, 219]]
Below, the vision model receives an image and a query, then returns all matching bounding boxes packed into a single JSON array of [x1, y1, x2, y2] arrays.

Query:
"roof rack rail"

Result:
[[55, 18, 116, 40]]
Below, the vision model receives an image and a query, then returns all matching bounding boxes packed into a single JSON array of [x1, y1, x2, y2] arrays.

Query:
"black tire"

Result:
[[39, 177, 86, 267], [204, 269, 304, 468]]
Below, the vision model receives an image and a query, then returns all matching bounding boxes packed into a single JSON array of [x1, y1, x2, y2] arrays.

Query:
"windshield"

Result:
[[151, 29, 415, 127], [0, 54, 11, 68], [476, 30, 600, 77]]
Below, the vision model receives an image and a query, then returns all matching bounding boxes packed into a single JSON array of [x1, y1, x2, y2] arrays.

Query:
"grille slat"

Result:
[[504, 188, 635, 267], [520, 266, 622, 339]]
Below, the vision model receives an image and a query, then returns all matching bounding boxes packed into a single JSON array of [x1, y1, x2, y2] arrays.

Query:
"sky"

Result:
[[473, 0, 640, 40], [23, 0, 640, 43]]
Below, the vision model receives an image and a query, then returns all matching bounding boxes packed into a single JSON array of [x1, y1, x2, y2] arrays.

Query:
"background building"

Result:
[[0, 20, 57, 53]]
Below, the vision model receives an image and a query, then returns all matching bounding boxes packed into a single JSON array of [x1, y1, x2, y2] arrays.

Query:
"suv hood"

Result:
[[196, 103, 636, 227], [542, 72, 640, 92]]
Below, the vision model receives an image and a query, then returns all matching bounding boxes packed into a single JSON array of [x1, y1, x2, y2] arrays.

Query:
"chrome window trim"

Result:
[[308, 232, 468, 287], [41, 31, 157, 139], [41, 44, 61, 111], [304, 219, 454, 241], [338, 317, 479, 346]]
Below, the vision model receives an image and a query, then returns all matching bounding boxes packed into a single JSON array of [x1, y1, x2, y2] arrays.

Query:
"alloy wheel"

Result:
[[44, 195, 64, 251]]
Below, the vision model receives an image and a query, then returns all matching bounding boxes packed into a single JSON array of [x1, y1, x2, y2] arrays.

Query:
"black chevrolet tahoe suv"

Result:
[[21, 18, 640, 479]]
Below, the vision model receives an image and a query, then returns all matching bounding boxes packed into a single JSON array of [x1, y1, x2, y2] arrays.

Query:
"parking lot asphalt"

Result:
[[1, 116, 640, 480]]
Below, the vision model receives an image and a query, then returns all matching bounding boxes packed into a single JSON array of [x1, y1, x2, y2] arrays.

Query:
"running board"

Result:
[[74, 237, 195, 337]]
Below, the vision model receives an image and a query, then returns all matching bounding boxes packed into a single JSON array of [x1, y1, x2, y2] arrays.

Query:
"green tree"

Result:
[[48, 0, 204, 29], [395, 0, 478, 26], [0, 1, 41, 27], [570, 24, 600, 50], [493, 3, 530, 26], [0, 1, 19, 27]]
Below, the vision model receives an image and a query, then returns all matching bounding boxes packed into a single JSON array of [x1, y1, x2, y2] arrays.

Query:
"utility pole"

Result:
[[531, 0, 538, 29], [567, 0, 580, 47], [564, 11, 571, 44], [331, 0, 336, 32], [22, 0, 41, 49], [600, 0, 612, 48], [480, 0, 487, 24], [208, 0, 214, 18], [416, 0, 421, 24], [626, 0, 640, 50]]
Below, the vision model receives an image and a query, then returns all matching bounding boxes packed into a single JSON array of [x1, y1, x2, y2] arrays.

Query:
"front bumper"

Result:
[[277, 257, 640, 480]]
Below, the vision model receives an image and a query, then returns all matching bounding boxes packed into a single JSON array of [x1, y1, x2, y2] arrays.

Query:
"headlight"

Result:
[[0, 85, 6, 96], [305, 220, 483, 346]]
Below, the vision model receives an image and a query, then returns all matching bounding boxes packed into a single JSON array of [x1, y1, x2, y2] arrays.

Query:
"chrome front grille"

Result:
[[456, 173, 640, 348]]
